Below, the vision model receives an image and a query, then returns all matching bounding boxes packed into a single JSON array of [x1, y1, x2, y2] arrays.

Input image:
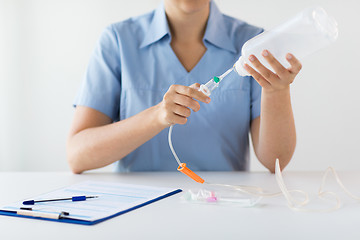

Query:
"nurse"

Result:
[[67, 0, 301, 174]]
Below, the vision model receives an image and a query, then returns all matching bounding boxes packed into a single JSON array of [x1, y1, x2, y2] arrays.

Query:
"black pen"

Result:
[[23, 195, 98, 205]]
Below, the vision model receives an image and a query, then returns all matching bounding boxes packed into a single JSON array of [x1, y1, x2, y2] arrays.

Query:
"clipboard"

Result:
[[0, 181, 182, 225]]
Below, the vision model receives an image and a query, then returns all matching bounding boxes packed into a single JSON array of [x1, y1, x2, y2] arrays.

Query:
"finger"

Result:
[[243, 63, 271, 88], [172, 85, 210, 103], [172, 103, 192, 118], [189, 83, 200, 90], [172, 94, 201, 112], [167, 112, 188, 125], [286, 53, 302, 75], [248, 54, 278, 81], [262, 50, 288, 78], [172, 113, 188, 125]]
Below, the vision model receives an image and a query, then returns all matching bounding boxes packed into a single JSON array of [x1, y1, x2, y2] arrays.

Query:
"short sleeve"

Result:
[[250, 76, 262, 120], [74, 25, 121, 122]]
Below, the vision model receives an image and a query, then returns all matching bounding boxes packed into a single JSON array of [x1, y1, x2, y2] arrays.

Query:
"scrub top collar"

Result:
[[140, 1, 237, 53], [204, 1, 236, 53], [140, 1, 170, 48]]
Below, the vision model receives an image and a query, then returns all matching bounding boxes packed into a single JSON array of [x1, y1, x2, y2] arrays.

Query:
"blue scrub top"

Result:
[[74, 1, 263, 172]]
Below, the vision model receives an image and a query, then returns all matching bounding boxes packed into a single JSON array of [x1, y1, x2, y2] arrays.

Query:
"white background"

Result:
[[0, 0, 359, 172]]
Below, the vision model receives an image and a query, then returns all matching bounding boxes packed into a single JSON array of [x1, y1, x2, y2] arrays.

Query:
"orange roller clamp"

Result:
[[177, 163, 205, 184]]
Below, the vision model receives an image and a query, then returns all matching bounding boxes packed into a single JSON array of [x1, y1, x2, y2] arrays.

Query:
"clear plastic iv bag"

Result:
[[234, 7, 338, 76]]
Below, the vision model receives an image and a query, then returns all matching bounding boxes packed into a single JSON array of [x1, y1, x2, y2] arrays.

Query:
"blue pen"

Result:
[[23, 196, 98, 205]]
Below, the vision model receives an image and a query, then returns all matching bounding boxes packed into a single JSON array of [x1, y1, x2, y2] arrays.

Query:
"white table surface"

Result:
[[0, 171, 359, 240]]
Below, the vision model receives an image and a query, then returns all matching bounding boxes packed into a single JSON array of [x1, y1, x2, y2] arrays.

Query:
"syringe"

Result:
[[199, 68, 233, 96]]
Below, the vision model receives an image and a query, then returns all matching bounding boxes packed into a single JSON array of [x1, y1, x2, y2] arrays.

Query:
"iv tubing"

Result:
[[166, 68, 360, 212], [169, 119, 360, 211], [168, 125, 181, 166], [219, 68, 232, 80]]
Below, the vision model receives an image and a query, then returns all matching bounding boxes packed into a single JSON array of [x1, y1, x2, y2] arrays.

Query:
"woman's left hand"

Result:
[[243, 50, 302, 92]]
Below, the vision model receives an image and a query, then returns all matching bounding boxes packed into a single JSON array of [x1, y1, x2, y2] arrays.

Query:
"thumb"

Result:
[[189, 83, 200, 90]]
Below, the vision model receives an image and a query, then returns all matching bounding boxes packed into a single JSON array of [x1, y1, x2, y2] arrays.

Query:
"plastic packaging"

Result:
[[234, 6, 338, 76]]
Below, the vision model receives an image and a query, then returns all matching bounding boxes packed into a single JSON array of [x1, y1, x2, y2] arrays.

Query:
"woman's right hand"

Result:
[[155, 83, 211, 127]]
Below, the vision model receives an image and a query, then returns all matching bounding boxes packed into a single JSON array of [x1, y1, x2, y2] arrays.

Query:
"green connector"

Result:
[[213, 76, 220, 83]]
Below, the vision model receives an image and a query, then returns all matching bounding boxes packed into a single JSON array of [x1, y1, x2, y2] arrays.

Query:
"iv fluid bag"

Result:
[[234, 7, 338, 76]]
